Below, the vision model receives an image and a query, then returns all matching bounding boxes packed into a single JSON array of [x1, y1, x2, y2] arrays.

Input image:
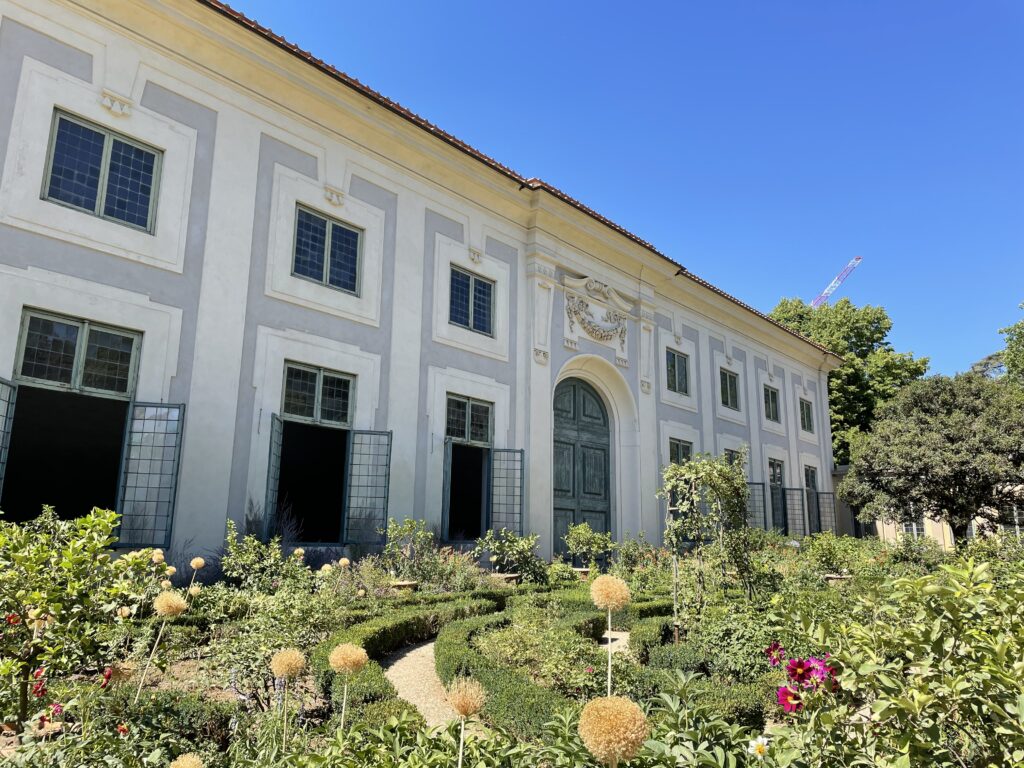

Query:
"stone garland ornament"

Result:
[[566, 293, 628, 351]]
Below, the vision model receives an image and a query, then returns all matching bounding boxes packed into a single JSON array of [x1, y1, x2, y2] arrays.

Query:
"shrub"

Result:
[[689, 676, 770, 729], [472, 528, 548, 584], [563, 522, 615, 569], [220, 520, 311, 593], [355, 698, 425, 730], [106, 685, 237, 752], [885, 531, 947, 570], [311, 597, 498, 697], [435, 613, 573, 738], [628, 616, 672, 663], [330, 659, 394, 712], [648, 639, 706, 674], [0, 507, 169, 726]]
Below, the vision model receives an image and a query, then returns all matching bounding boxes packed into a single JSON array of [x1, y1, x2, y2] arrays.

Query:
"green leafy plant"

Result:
[[472, 528, 548, 584], [563, 522, 615, 571]]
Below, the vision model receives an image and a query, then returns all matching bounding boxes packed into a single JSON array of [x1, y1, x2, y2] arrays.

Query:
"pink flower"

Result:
[[585, 666, 595, 674], [33, 667, 45, 679], [50, 703, 63, 717], [116, 722, 129, 736], [38, 714, 48, 729], [786, 658, 813, 686], [100, 667, 113, 689], [5, 613, 20, 625], [777, 685, 803, 713], [765, 641, 786, 667]]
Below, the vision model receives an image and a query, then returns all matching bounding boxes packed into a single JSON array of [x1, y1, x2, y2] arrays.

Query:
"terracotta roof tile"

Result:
[[194, 0, 837, 358]]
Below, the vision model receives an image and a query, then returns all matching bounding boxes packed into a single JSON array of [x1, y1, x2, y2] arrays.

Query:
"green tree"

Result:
[[840, 374, 1024, 546], [770, 297, 929, 464], [1000, 302, 1024, 385]]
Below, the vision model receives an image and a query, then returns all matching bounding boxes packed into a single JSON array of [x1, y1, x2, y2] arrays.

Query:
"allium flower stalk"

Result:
[[169, 754, 205, 768], [270, 648, 306, 745], [578, 696, 648, 768], [590, 575, 631, 696], [328, 643, 368, 730], [446, 678, 486, 768], [133, 591, 187, 705], [186, 556, 205, 599]]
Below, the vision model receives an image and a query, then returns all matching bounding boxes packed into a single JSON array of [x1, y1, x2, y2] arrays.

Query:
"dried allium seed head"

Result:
[[151, 551, 165, 564], [339, 557, 351, 568], [160, 579, 173, 590], [190, 557, 205, 570], [153, 590, 187, 618], [270, 648, 306, 680], [117, 606, 131, 619], [356, 588, 366, 598], [590, 575, 631, 612], [169, 754, 205, 768], [165, 566, 177, 576], [188, 585, 201, 597], [447, 677, 486, 718], [578, 696, 648, 766], [320, 564, 333, 573], [328, 643, 368, 675], [292, 548, 305, 559]]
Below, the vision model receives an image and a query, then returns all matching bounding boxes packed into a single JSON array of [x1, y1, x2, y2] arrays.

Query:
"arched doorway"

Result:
[[552, 377, 611, 558]]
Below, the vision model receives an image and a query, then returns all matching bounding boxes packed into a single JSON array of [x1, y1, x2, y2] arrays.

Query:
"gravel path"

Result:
[[602, 630, 631, 654], [383, 640, 457, 728]]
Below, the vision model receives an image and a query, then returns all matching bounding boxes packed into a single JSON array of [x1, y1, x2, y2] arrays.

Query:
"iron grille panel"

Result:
[[490, 448, 524, 535], [816, 492, 837, 533], [746, 482, 766, 529], [0, 378, 16, 499], [807, 489, 822, 534], [115, 403, 184, 549], [344, 430, 392, 546], [264, 413, 283, 539]]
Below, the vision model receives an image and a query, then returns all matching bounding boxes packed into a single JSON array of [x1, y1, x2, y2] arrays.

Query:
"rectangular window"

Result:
[[768, 458, 785, 486], [445, 394, 492, 446], [763, 385, 780, 422], [720, 368, 740, 410], [449, 266, 493, 336], [724, 449, 740, 465], [292, 205, 362, 294], [282, 363, 353, 426], [799, 399, 814, 433], [44, 111, 161, 232], [668, 438, 692, 465], [16, 311, 140, 397], [665, 349, 689, 395], [902, 518, 925, 539], [804, 465, 818, 490]]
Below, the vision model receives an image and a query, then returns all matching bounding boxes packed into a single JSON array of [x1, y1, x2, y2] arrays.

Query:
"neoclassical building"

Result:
[[0, 0, 843, 558]]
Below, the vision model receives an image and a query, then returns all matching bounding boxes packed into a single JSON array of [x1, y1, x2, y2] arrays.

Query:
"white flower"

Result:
[[748, 735, 770, 760]]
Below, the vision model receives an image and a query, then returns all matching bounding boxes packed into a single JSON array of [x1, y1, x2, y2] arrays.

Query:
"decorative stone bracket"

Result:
[[100, 89, 132, 117]]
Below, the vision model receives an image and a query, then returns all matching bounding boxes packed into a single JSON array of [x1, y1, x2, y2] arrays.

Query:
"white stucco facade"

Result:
[[0, 0, 842, 558]]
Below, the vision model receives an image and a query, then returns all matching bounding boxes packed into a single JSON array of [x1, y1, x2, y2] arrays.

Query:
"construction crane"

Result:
[[810, 256, 862, 308]]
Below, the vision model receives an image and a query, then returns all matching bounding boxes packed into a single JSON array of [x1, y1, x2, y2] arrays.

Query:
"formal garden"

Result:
[[2, 441, 1023, 768]]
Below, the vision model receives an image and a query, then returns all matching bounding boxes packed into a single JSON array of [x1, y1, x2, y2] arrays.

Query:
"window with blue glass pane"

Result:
[[47, 115, 105, 212], [472, 277, 493, 334], [449, 266, 493, 336], [328, 222, 360, 293], [44, 111, 161, 232], [449, 267, 472, 328], [293, 208, 327, 281], [103, 139, 157, 229], [292, 206, 361, 294]]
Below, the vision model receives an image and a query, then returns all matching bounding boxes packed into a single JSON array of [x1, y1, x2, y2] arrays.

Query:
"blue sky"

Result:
[[230, 0, 1024, 374]]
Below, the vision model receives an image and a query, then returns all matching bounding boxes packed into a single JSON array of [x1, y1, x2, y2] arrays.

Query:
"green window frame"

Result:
[[804, 465, 818, 490], [42, 109, 162, 233], [291, 204, 363, 295], [14, 310, 141, 399], [763, 385, 780, 422], [668, 437, 692, 465], [281, 362, 354, 428], [665, 349, 689, 395], [720, 368, 740, 410], [799, 398, 814, 433], [445, 394, 492, 446]]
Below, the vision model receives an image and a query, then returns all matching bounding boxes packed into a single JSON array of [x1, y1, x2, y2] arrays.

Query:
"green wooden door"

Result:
[[552, 378, 611, 558]]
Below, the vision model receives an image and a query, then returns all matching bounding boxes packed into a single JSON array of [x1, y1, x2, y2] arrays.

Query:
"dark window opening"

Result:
[[0, 386, 127, 521], [276, 420, 348, 543], [446, 443, 488, 541]]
